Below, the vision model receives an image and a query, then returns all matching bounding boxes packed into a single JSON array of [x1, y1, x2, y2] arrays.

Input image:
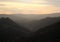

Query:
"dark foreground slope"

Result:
[[28, 21, 60, 42], [0, 17, 30, 42], [0, 17, 60, 42]]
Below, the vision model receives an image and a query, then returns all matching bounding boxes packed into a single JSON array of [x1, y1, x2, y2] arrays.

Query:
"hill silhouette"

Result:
[[0, 14, 60, 42], [0, 17, 30, 42], [0, 13, 60, 31], [28, 21, 60, 42], [31, 17, 60, 31]]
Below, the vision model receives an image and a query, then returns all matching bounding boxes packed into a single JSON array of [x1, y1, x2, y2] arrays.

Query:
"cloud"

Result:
[[0, 0, 47, 4], [0, 0, 60, 14], [0, 4, 6, 6], [0, 0, 59, 7], [0, 0, 10, 2], [46, 0, 60, 7], [0, 2, 60, 14], [0, 0, 17, 2]]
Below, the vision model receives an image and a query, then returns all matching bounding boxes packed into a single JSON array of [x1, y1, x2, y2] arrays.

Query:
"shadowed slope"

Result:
[[29, 21, 60, 42], [0, 17, 30, 42]]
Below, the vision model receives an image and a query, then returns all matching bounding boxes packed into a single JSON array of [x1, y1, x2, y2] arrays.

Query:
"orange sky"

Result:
[[0, 1, 60, 14]]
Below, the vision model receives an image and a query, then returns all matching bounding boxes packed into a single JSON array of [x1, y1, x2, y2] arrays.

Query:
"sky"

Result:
[[0, 0, 60, 14]]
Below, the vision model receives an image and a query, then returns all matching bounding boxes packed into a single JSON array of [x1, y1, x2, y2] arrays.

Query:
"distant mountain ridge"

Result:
[[32, 17, 60, 31], [0, 13, 60, 42], [0, 13, 60, 31]]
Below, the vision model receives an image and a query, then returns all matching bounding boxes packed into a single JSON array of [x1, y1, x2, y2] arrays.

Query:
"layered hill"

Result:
[[0, 17, 30, 42], [0, 13, 60, 31], [29, 21, 60, 42]]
